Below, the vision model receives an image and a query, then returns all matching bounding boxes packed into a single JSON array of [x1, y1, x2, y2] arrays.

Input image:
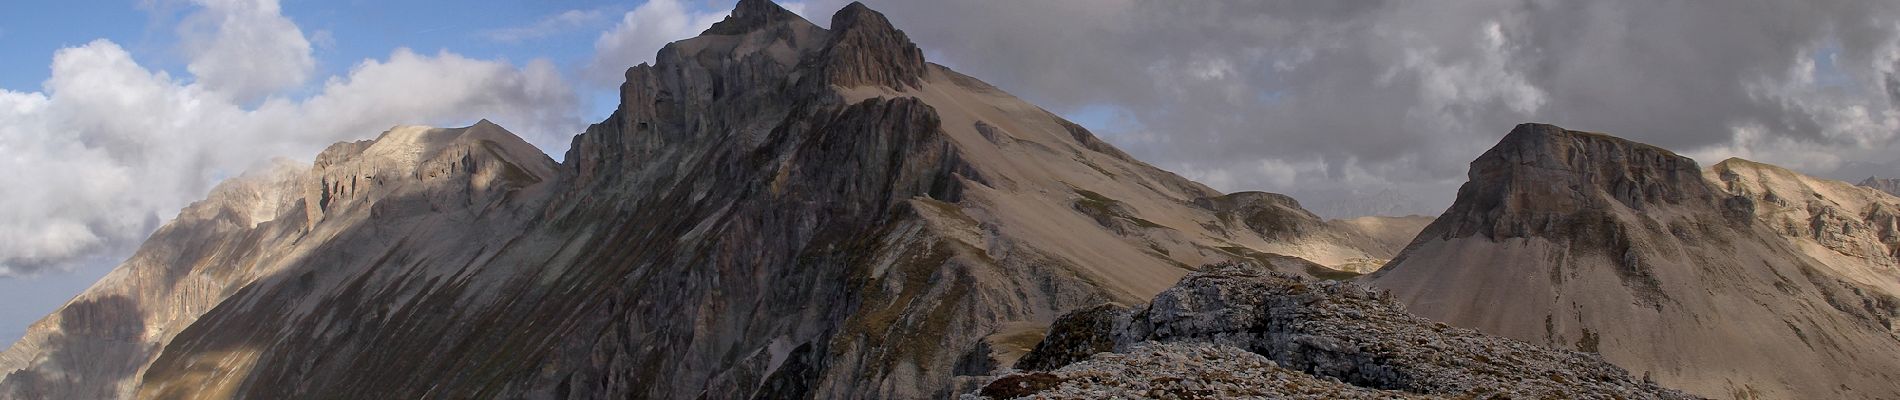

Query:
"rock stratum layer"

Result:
[[1369, 123, 1900, 399], [975, 263, 1695, 399], [0, 1, 1420, 399]]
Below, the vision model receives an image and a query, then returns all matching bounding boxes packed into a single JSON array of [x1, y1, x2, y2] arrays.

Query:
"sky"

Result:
[[3, 0, 1900, 345]]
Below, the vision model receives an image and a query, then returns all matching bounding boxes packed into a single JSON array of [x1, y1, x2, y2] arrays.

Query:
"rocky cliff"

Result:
[[1368, 123, 1900, 399], [975, 262, 1695, 399], [1, 1, 1420, 399]]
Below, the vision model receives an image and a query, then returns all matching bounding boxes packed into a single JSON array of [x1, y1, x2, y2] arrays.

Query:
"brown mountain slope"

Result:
[[1367, 123, 1900, 400], [2, 1, 1416, 399]]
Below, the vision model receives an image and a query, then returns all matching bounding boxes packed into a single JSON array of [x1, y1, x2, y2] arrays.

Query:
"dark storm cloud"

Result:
[[794, 0, 1900, 217]]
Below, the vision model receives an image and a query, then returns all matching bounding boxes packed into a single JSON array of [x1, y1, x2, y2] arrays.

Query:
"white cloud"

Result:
[[0, 2, 581, 276], [584, 0, 727, 84], [177, 0, 315, 103]]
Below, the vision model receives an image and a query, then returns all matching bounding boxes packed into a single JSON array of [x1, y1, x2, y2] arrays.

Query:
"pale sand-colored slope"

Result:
[[1372, 168, 1900, 399], [845, 66, 1407, 300]]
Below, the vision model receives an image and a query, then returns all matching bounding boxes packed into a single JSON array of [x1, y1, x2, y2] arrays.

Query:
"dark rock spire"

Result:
[[816, 2, 928, 89]]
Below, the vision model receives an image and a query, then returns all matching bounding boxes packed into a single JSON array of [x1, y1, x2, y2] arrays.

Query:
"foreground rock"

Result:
[[979, 263, 1696, 399], [974, 342, 1422, 399]]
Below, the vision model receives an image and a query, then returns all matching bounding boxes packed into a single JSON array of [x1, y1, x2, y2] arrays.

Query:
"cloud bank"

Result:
[[0, 0, 580, 276]]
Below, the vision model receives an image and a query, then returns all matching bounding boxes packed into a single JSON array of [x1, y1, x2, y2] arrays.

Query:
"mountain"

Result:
[[1, 1, 1421, 398], [1367, 123, 1900, 399], [975, 262, 1693, 399], [0, 120, 560, 399], [1862, 176, 1900, 197]]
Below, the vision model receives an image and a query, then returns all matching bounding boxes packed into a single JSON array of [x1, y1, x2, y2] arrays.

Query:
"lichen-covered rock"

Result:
[[997, 262, 1699, 400]]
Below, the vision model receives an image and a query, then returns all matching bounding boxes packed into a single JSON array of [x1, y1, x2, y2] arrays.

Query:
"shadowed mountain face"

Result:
[[1, 1, 1422, 399], [1368, 123, 1900, 400]]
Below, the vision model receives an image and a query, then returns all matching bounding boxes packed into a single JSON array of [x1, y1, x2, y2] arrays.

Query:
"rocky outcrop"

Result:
[[813, 2, 928, 89], [1370, 123, 1900, 399], [303, 120, 556, 225], [1423, 123, 1720, 242], [1862, 177, 1900, 197], [975, 342, 1424, 399], [1712, 159, 1900, 283], [982, 263, 1696, 399]]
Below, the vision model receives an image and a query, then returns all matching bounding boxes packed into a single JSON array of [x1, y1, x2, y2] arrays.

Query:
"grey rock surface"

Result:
[[976, 342, 1423, 399], [990, 262, 1697, 399]]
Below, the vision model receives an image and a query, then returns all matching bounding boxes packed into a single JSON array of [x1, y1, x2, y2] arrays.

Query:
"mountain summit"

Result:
[[1, 1, 1421, 398], [1369, 123, 1900, 399]]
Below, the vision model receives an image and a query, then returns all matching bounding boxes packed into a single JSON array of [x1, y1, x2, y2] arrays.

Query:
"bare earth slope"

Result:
[[1, 1, 1410, 399], [1367, 123, 1900, 400]]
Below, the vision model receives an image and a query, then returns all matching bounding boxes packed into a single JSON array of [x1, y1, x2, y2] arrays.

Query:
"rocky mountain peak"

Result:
[[302, 121, 555, 225], [1371, 123, 1900, 399], [702, 0, 806, 36], [1429, 123, 1717, 241], [817, 2, 928, 89], [1862, 176, 1900, 197]]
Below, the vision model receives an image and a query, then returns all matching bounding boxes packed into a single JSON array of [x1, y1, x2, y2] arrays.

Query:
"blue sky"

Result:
[[0, 0, 694, 123]]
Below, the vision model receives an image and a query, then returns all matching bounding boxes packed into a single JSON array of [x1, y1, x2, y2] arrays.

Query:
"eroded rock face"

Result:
[[1713, 159, 1900, 280], [303, 120, 557, 226], [988, 263, 1696, 399], [814, 2, 928, 89], [1428, 123, 1721, 242], [1370, 123, 1900, 399]]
